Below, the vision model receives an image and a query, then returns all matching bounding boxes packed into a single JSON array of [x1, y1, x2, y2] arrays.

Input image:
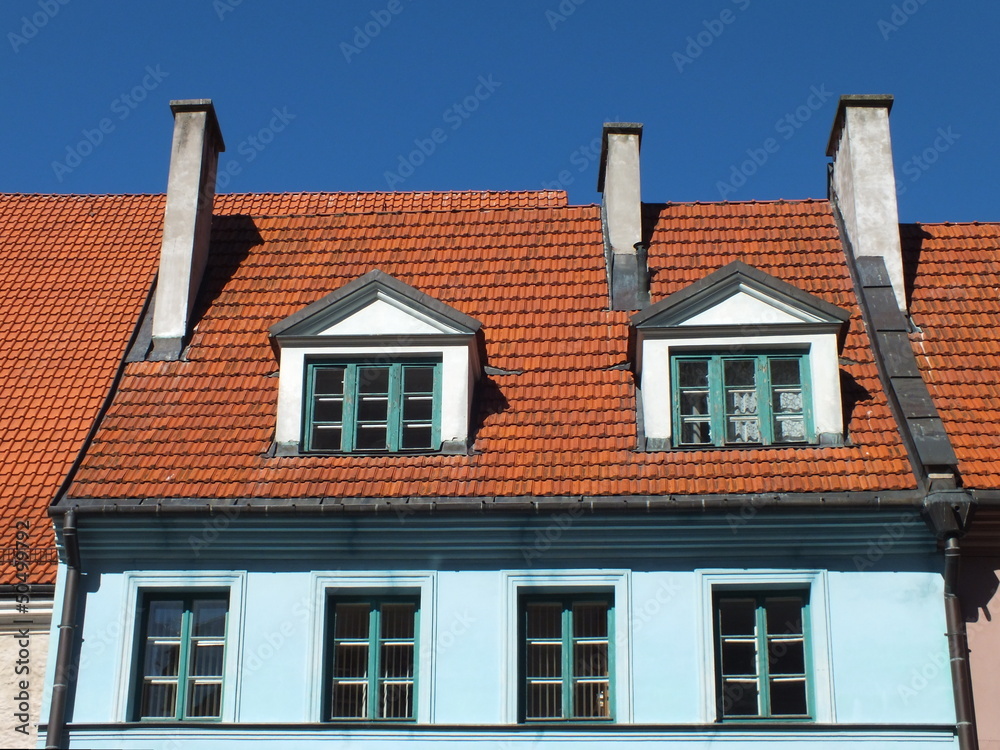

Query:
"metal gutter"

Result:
[[44, 510, 80, 750]]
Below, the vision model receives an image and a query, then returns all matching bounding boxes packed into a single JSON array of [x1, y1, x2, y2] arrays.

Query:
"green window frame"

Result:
[[520, 595, 614, 722], [714, 591, 812, 721], [326, 597, 419, 721], [133, 592, 229, 721], [672, 351, 813, 447], [304, 358, 442, 454]]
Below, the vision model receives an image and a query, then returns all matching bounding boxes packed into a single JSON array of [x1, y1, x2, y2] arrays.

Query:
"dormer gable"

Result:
[[631, 262, 850, 450], [631, 261, 850, 333], [270, 270, 482, 456]]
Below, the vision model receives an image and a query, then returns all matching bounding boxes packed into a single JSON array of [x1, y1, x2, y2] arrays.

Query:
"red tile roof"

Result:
[[1, 190, 567, 584], [65, 197, 915, 504], [904, 222, 1000, 489]]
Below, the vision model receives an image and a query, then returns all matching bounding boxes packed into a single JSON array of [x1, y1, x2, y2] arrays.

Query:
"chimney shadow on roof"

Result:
[[899, 223, 931, 310], [470, 374, 511, 447], [188, 214, 264, 335], [840, 369, 872, 438]]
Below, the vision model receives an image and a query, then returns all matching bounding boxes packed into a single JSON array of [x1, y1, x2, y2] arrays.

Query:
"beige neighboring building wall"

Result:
[[963, 556, 1000, 750], [0, 598, 51, 749]]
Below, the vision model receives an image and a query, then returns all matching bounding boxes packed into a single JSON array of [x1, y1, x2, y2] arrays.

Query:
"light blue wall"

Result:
[[48, 511, 958, 748]]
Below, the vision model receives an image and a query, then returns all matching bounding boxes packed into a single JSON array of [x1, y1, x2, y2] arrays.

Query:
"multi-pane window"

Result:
[[672, 352, 811, 447], [522, 597, 613, 721], [305, 360, 440, 453], [327, 599, 418, 721], [714, 592, 810, 720], [135, 593, 228, 721]]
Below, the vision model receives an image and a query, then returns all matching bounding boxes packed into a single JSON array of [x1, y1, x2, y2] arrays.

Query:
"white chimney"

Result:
[[827, 95, 907, 311], [150, 99, 226, 360], [597, 122, 648, 311]]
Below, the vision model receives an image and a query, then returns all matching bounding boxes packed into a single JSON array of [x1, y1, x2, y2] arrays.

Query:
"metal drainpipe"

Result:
[[944, 535, 979, 750], [45, 510, 81, 750]]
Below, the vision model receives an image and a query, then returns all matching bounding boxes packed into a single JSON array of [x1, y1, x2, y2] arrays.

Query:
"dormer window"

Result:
[[673, 351, 811, 448], [304, 358, 441, 453], [269, 270, 481, 456], [631, 262, 849, 450]]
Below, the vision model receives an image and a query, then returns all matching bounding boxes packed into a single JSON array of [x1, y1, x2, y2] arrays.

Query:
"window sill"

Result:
[[271, 439, 470, 457]]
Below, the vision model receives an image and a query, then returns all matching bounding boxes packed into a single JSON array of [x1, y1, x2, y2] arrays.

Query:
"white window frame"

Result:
[[308, 572, 437, 723], [696, 569, 835, 723], [502, 570, 632, 723], [113, 571, 247, 723]]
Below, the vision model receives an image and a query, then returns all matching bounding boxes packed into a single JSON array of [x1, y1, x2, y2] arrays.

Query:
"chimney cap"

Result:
[[597, 122, 643, 192], [826, 95, 893, 158], [169, 99, 226, 152]]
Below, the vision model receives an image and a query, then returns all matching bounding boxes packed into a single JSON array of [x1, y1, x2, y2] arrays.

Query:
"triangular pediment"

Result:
[[269, 269, 481, 339], [631, 261, 850, 330]]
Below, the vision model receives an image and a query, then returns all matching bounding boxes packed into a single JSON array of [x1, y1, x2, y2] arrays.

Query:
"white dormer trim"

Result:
[[269, 270, 482, 455], [631, 262, 851, 449]]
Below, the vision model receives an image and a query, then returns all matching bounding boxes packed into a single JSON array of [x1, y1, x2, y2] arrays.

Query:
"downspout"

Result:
[[944, 535, 978, 750], [45, 510, 80, 750]]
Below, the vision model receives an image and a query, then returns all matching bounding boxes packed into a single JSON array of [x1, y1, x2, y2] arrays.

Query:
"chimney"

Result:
[[150, 99, 226, 360], [597, 122, 648, 311], [826, 95, 907, 311]]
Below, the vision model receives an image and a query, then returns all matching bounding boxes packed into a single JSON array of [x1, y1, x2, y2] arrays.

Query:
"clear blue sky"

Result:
[[2, 0, 996, 222]]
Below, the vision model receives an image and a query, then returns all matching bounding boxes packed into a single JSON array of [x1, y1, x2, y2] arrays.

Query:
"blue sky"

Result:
[[2, 0, 996, 222]]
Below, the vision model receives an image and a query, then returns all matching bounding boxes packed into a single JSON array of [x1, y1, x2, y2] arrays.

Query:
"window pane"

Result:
[[402, 396, 433, 422], [773, 390, 804, 415], [190, 643, 224, 677], [769, 638, 805, 675], [528, 643, 562, 678], [357, 396, 389, 423], [775, 415, 806, 441], [314, 397, 344, 423], [574, 642, 608, 677], [381, 603, 416, 639], [770, 678, 808, 715], [147, 600, 184, 637], [722, 679, 759, 716], [721, 640, 757, 676], [187, 682, 222, 718], [335, 603, 371, 640], [526, 603, 562, 639], [331, 682, 368, 719], [403, 366, 434, 393], [770, 358, 801, 387], [144, 642, 180, 678], [766, 598, 804, 635], [681, 419, 712, 445], [573, 603, 608, 638], [724, 359, 756, 387], [381, 682, 413, 719], [140, 682, 177, 718], [355, 425, 388, 450], [381, 643, 414, 679], [315, 368, 345, 395], [311, 425, 342, 451], [678, 360, 709, 388], [527, 682, 562, 719], [574, 680, 611, 718], [727, 416, 761, 443], [680, 391, 709, 415], [333, 643, 369, 678], [727, 390, 758, 416], [718, 599, 756, 635], [191, 600, 227, 638], [401, 425, 433, 450], [358, 367, 390, 393]]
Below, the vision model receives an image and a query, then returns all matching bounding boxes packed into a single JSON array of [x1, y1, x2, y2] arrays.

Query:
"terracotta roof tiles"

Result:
[[65, 197, 915, 504]]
